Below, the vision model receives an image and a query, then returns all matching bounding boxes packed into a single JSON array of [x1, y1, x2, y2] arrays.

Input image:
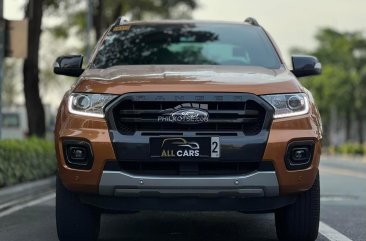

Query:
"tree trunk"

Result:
[[23, 0, 46, 138], [94, 0, 103, 42], [357, 112, 364, 144], [345, 108, 352, 141], [112, 3, 123, 25]]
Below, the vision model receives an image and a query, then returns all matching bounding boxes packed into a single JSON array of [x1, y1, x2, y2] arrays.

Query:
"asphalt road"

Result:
[[0, 157, 365, 241]]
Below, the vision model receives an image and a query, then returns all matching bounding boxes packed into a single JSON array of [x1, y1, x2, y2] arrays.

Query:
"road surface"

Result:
[[0, 157, 365, 241]]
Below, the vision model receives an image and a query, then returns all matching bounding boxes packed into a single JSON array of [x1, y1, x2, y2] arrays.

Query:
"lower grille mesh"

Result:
[[112, 161, 260, 176]]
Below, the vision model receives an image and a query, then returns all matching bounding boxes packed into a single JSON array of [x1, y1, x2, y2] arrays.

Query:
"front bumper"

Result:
[[99, 170, 279, 197], [79, 194, 297, 213], [55, 94, 322, 196]]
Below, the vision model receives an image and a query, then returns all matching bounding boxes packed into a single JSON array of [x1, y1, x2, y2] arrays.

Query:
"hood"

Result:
[[74, 65, 302, 95]]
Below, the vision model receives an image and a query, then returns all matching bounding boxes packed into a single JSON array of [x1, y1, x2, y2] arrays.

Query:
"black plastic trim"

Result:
[[80, 194, 297, 213], [102, 160, 275, 176], [285, 140, 315, 170], [258, 160, 276, 171], [104, 92, 274, 163], [62, 140, 94, 170]]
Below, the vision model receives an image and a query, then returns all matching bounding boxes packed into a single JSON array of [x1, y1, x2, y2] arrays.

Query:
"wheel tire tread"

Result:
[[56, 176, 100, 241], [275, 174, 320, 241]]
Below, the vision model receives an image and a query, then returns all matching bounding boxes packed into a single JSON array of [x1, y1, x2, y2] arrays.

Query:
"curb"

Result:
[[0, 176, 56, 205]]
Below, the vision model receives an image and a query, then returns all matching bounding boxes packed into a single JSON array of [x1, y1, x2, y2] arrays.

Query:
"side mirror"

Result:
[[291, 55, 322, 78], [53, 55, 84, 77]]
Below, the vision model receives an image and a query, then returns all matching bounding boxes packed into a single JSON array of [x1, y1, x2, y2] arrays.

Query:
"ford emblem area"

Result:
[[158, 105, 209, 124]]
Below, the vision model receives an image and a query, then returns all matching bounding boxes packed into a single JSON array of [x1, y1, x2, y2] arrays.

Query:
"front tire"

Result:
[[56, 176, 101, 241], [275, 173, 320, 241]]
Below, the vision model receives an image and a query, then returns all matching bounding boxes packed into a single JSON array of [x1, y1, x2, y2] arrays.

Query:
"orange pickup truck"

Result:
[[54, 17, 322, 241]]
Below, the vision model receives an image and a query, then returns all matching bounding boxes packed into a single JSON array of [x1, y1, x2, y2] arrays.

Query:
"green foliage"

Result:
[[298, 28, 364, 114], [0, 138, 56, 188], [294, 28, 366, 144], [328, 143, 366, 155], [301, 65, 349, 120], [49, 0, 198, 43]]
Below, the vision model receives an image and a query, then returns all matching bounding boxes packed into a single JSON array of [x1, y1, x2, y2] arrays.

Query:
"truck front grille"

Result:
[[109, 93, 269, 136]]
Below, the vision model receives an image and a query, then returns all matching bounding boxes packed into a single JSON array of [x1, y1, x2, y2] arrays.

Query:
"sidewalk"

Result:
[[0, 176, 55, 207]]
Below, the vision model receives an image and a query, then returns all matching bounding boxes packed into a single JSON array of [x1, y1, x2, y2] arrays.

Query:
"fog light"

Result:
[[69, 147, 87, 161], [63, 140, 93, 169], [285, 140, 314, 170], [291, 147, 310, 163]]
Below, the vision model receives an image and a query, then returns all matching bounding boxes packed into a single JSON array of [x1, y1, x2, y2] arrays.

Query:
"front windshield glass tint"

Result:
[[92, 23, 281, 69]]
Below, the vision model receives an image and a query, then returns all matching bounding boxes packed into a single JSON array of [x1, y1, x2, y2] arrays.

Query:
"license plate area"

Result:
[[150, 137, 220, 158]]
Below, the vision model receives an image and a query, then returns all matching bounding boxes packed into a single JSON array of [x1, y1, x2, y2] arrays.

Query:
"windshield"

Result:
[[92, 23, 281, 69]]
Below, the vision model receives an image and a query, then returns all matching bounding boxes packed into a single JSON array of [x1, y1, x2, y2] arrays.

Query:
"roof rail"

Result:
[[244, 17, 260, 26], [116, 16, 129, 25]]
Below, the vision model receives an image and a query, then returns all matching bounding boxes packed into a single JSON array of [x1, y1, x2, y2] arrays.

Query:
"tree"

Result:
[[23, 0, 46, 137], [93, 0, 197, 40], [21, 0, 198, 138], [55, 0, 198, 43], [294, 28, 366, 144]]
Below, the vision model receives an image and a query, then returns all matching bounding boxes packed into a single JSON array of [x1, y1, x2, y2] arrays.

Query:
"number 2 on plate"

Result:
[[211, 137, 220, 158]]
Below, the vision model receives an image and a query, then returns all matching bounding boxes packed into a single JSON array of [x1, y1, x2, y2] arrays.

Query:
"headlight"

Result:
[[68, 93, 117, 118], [261, 93, 309, 118]]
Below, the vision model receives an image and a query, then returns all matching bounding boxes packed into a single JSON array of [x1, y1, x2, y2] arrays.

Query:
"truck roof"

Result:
[[114, 19, 256, 27]]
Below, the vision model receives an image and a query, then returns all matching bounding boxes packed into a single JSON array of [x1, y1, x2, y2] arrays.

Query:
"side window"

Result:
[[2, 113, 20, 128]]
